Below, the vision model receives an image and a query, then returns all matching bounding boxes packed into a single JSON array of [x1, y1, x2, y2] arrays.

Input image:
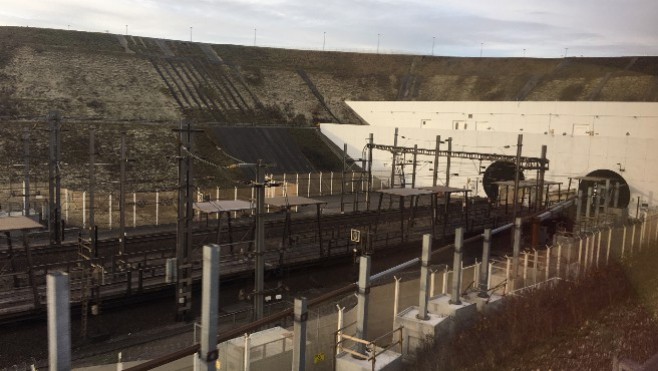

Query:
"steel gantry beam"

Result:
[[368, 143, 549, 170]]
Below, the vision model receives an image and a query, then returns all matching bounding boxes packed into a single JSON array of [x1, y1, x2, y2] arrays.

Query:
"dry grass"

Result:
[[411, 246, 658, 370]]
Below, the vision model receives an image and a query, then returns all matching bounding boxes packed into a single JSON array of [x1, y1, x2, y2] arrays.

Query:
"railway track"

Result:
[[0, 200, 503, 323]]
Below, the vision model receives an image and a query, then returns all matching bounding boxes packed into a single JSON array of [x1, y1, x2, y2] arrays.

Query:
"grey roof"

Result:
[[193, 200, 254, 214], [0, 216, 44, 232], [265, 196, 326, 208]]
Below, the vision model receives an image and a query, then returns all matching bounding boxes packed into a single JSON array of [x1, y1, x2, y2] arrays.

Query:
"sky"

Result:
[[2, 0, 657, 58]]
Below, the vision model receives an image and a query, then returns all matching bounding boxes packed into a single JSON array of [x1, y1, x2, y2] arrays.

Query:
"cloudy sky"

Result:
[[2, 0, 657, 57]]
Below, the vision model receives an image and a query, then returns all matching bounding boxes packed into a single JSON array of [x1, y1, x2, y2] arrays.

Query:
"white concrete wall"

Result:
[[320, 101, 658, 209]]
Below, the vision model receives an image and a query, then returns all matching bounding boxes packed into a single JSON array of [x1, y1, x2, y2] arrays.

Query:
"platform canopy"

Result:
[[265, 196, 326, 208], [493, 179, 562, 188], [0, 216, 44, 232], [419, 185, 472, 195], [377, 188, 435, 197], [193, 200, 254, 214]]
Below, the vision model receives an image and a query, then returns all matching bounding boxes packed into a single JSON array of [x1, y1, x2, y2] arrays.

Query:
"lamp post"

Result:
[[190, 27, 193, 42], [480, 42, 484, 57], [323, 31, 326, 51], [377, 33, 382, 54], [431, 36, 435, 56], [254, 28, 257, 46]]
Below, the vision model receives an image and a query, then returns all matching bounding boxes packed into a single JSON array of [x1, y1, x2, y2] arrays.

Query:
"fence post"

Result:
[[556, 244, 562, 278], [596, 231, 602, 267], [631, 224, 636, 257], [155, 190, 160, 226], [430, 270, 436, 297], [577, 238, 583, 278], [65, 189, 69, 222], [307, 173, 311, 197], [109, 193, 113, 230], [622, 226, 627, 258], [330, 172, 334, 195], [533, 249, 539, 284], [583, 236, 590, 272], [545, 247, 551, 281], [132, 192, 137, 228], [319, 172, 323, 196], [393, 276, 401, 327], [505, 256, 511, 294], [442, 270, 448, 294], [336, 305, 345, 355], [83, 191, 87, 229], [523, 252, 528, 283], [606, 227, 612, 264]]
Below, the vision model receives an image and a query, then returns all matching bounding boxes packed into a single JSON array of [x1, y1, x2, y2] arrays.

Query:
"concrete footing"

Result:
[[465, 292, 504, 312], [427, 294, 477, 320], [335, 347, 402, 371], [394, 306, 448, 358]]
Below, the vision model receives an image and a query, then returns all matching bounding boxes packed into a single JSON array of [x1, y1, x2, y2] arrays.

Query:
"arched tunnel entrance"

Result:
[[482, 161, 525, 201], [578, 169, 630, 209]]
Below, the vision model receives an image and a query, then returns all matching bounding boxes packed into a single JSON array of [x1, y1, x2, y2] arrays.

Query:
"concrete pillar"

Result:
[[449, 228, 464, 305], [585, 186, 593, 219], [417, 234, 432, 320], [512, 218, 522, 290], [199, 245, 220, 371], [48, 272, 70, 371], [292, 297, 308, 371], [478, 229, 491, 298], [244, 334, 251, 371], [356, 255, 371, 355]]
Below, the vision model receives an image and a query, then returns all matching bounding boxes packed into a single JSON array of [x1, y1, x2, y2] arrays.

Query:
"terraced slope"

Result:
[[2, 27, 658, 124]]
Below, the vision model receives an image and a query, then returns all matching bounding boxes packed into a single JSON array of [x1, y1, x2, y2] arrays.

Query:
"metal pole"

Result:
[[576, 189, 583, 226], [449, 227, 463, 305], [604, 179, 610, 217], [512, 134, 523, 221], [356, 255, 371, 355], [23, 128, 30, 216], [244, 334, 251, 371], [367, 133, 373, 210], [411, 144, 418, 188], [391, 128, 398, 188], [119, 131, 126, 255], [537, 145, 547, 209], [89, 127, 96, 256], [199, 244, 220, 371], [393, 276, 401, 323], [341, 144, 346, 214], [417, 234, 432, 319], [446, 138, 452, 187], [586, 186, 593, 219], [613, 182, 620, 208], [292, 297, 308, 371], [48, 272, 70, 371], [432, 135, 440, 187], [48, 111, 62, 246], [255, 160, 265, 321], [478, 229, 491, 297]]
